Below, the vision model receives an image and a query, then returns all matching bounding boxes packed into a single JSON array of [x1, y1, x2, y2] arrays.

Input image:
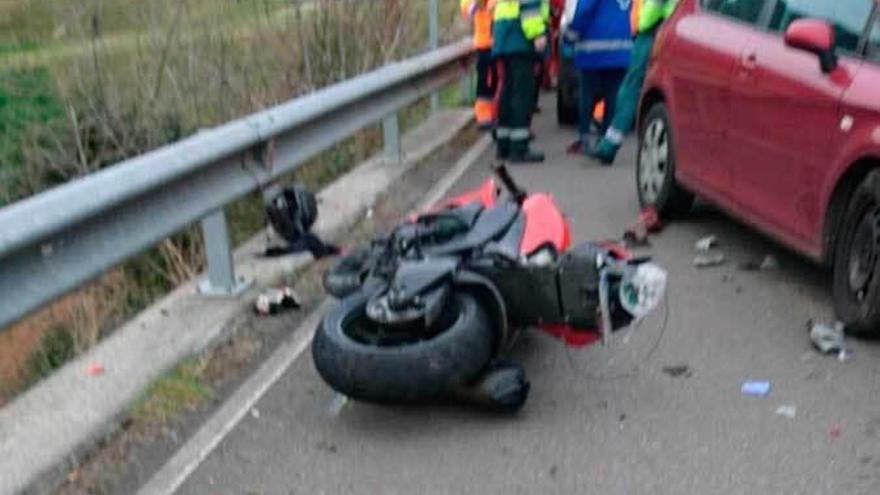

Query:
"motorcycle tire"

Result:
[[312, 290, 494, 403]]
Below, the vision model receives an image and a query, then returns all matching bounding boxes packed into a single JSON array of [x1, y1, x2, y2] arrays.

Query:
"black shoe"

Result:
[[509, 148, 545, 164]]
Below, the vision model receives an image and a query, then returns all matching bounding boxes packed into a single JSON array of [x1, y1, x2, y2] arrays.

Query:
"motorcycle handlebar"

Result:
[[493, 163, 528, 204]]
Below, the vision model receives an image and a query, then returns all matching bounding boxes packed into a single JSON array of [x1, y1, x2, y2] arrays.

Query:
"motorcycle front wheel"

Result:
[[312, 289, 494, 403]]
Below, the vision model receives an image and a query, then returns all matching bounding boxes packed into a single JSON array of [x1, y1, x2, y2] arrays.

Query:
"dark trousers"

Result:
[[577, 68, 626, 140], [476, 49, 497, 100], [497, 54, 537, 155]]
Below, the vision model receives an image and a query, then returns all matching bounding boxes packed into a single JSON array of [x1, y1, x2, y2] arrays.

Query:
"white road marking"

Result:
[[136, 131, 492, 495]]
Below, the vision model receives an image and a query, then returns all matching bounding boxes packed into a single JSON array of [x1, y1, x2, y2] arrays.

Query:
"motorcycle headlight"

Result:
[[619, 263, 667, 320]]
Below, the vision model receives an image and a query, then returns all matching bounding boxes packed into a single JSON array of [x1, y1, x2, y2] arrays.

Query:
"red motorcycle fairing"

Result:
[[540, 324, 601, 348], [519, 193, 571, 255], [431, 178, 499, 212]]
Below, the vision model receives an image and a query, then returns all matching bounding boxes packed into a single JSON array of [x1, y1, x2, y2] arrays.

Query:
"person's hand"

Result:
[[534, 35, 548, 52]]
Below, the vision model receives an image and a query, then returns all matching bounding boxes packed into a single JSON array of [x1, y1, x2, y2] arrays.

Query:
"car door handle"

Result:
[[741, 51, 758, 70]]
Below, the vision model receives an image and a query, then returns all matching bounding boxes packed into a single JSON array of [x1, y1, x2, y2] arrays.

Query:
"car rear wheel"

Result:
[[832, 170, 880, 336], [636, 103, 694, 218]]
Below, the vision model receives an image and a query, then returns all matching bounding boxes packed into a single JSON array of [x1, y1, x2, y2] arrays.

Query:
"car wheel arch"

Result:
[[638, 88, 666, 132], [823, 156, 880, 267]]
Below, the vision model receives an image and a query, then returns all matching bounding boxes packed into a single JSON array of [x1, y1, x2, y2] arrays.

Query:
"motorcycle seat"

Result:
[[425, 202, 519, 256]]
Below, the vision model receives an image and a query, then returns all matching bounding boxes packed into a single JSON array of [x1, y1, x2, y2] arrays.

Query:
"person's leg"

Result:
[[475, 49, 496, 130], [509, 54, 543, 163], [594, 31, 657, 162], [577, 69, 599, 151], [496, 57, 513, 159], [600, 68, 627, 134]]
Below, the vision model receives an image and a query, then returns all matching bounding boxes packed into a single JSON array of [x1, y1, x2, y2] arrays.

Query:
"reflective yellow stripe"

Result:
[[495, 0, 520, 20]]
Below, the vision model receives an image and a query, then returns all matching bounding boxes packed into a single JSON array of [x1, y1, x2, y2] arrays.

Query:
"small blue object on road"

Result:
[[741, 381, 771, 397]]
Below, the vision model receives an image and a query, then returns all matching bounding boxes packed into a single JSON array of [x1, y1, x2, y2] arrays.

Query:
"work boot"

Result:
[[591, 138, 618, 165], [509, 140, 544, 164], [496, 138, 510, 160]]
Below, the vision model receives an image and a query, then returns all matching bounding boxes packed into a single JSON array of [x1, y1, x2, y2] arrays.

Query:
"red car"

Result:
[[637, 0, 880, 332]]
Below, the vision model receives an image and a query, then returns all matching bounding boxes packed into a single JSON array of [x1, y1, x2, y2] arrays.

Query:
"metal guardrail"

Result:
[[0, 39, 473, 331]]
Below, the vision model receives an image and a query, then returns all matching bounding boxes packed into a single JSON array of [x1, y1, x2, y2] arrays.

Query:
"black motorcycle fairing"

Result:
[[425, 202, 520, 257], [483, 213, 526, 262], [385, 258, 459, 310]]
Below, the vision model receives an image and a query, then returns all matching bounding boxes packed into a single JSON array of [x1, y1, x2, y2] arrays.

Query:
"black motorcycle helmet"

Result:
[[264, 183, 318, 244]]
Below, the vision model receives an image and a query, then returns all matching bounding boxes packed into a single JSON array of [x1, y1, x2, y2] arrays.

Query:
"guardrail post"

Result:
[[198, 209, 252, 297], [383, 113, 401, 164], [429, 0, 440, 114]]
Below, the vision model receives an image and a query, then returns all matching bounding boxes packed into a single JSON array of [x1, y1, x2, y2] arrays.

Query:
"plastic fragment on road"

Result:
[[86, 363, 104, 376], [694, 253, 726, 268], [255, 286, 301, 315], [775, 405, 797, 419], [327, 393, 350, 417], [829, 425, 842, 439], [809, 320, 846, 355], [740, 254, 780, 271], [760, 255, 779, 270], [623, 206, 662, 248], [695, 235, 718, 252], [662, 365, 692, 378], [741, 381, 771, 397]]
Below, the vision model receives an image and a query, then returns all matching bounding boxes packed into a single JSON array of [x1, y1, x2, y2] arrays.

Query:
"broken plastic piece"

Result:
[[809, 320, 845, 355], [775, 405, 797, 419], [86, 363, 104, 376], [694, 253, 726, 268], [255, 287, 301, 315], [695, 235, 718, 252], [760, 255, 779, 270], [742, 381, 771, 397], [829, 425, 842, 439]]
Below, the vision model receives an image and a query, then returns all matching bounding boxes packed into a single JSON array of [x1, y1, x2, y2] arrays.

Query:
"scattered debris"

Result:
[[838, 349, 853, 362], [662, 365, 693, 378], [829, 425, 842, 440], [775, 405, 797, 419], [694, 253, 726, 268], [695, 235, 718, 252], [809, 320, 847, 357], [327, 393, 350, 416], [740, 255, 780, 272], [623, 207, 662, 247], [760, 255, 779, 270], [255, 287, 301, 315], [250, 408, 261, 420], [365, 207, 374, 219], [86, 363, 105, 377], [742, 381, 771, 397]]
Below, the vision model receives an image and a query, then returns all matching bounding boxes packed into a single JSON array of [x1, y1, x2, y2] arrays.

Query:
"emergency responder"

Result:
[[494, 0, 549, 163], [461, 0, 497, 131], [566, 0, 632, 157], [591, 0, 678, 164]]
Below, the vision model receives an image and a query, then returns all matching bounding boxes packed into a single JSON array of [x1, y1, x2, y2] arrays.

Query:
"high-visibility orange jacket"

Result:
[[461, 0, 495, 50]]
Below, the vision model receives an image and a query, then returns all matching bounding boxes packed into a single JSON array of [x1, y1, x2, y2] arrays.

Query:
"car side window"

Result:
[[768, 0, 874, 54], [868, 13, 880, 62], [703, 0, 767, 25]]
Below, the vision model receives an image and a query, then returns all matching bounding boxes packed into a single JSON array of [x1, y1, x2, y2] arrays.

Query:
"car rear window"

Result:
[[768, 0, 874, 53]]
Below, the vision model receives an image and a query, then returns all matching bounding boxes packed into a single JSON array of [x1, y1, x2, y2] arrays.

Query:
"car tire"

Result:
[[832, 170, 880, 337], [556, 57, 578, 126], [636, 103, 694, 218], [312, 290, 495, 403]]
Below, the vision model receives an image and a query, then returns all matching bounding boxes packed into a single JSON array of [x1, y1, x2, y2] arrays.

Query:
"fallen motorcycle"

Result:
[[312, 164, 667, 412]]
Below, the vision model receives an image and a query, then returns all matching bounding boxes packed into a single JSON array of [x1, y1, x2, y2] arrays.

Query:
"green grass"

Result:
[[132, 360, 216, 424], [0, 67, 64, 206]]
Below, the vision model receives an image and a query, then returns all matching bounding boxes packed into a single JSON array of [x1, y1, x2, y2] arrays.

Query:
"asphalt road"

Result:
[[174, 96, 880, 495]]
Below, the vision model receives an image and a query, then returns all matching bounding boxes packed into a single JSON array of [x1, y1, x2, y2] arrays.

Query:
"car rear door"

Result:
[[727, 0, 872, 243], [668, 0, 771, 195]]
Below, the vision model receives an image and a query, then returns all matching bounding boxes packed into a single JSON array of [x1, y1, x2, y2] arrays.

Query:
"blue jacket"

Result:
[[568, 0, 632, 70]]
